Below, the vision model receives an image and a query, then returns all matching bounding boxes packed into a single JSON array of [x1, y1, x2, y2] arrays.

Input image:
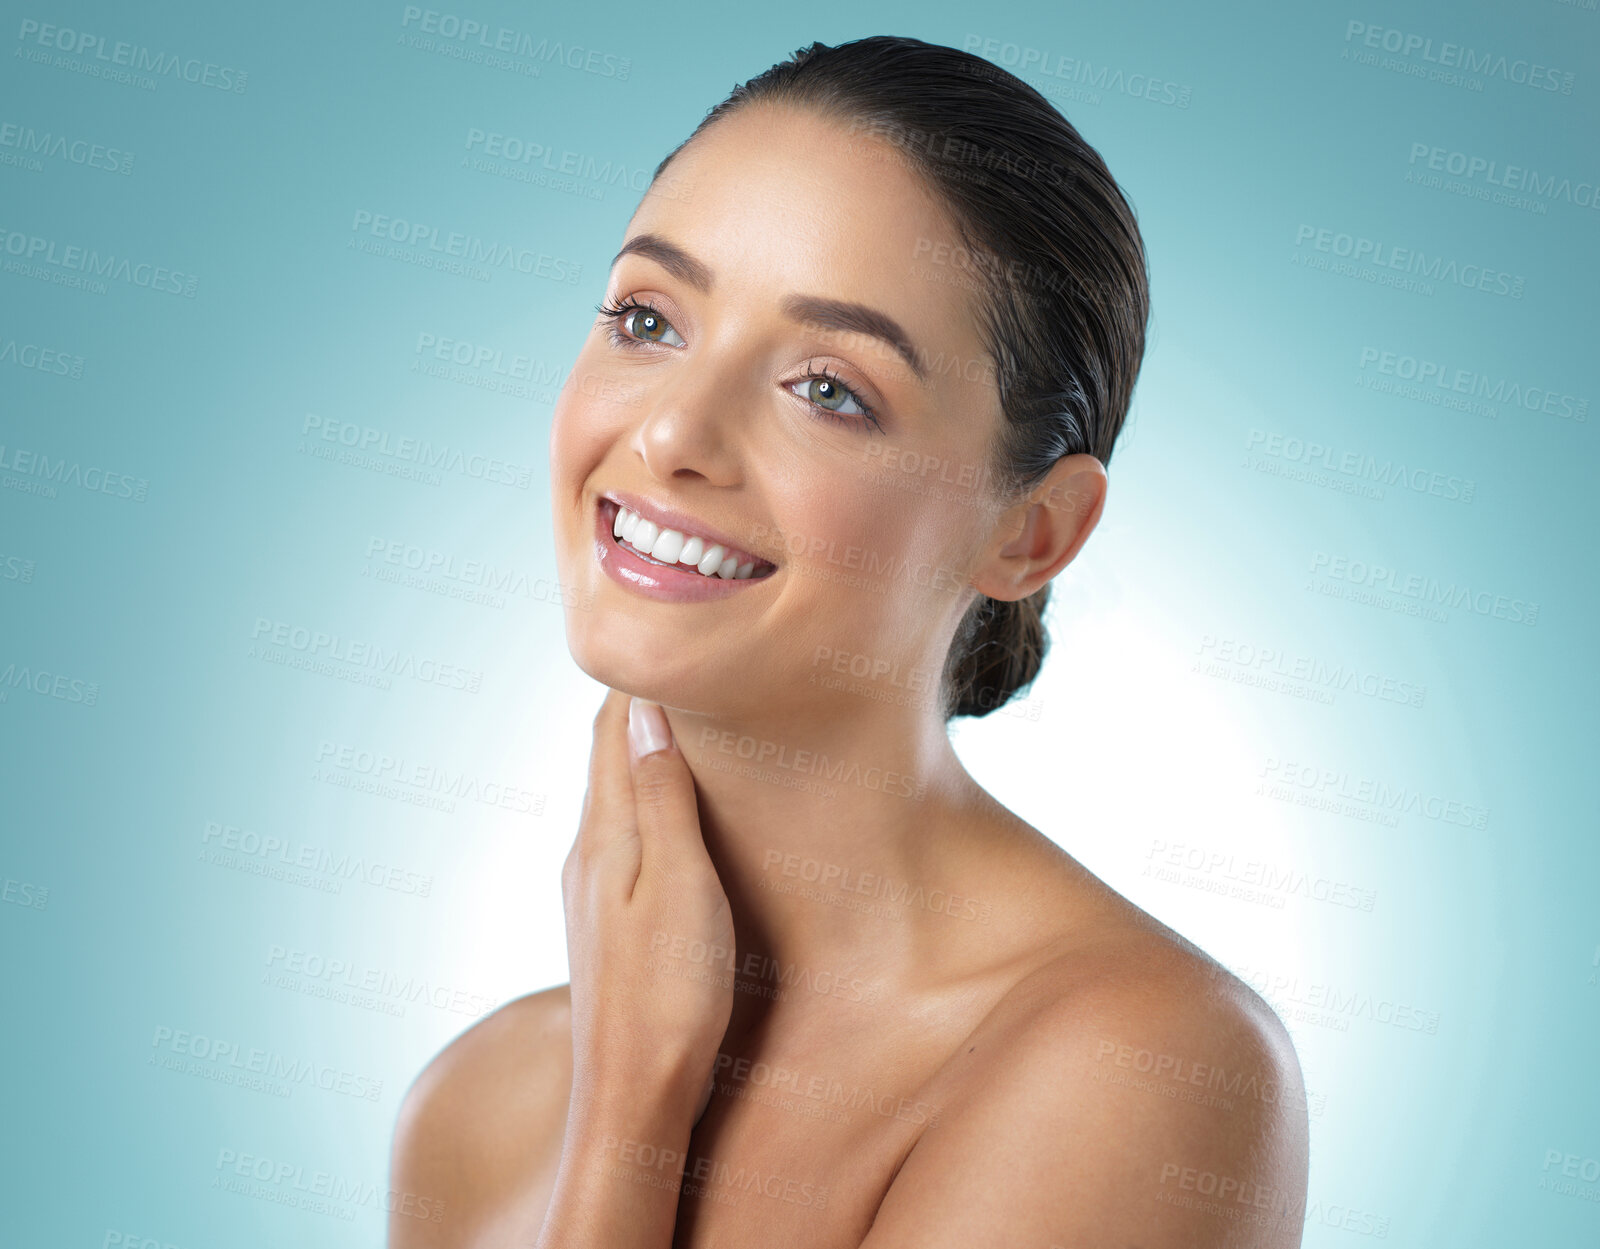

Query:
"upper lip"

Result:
[[600, 490, 778, 569]]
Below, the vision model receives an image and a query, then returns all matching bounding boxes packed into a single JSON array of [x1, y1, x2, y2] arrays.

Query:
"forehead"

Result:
[[627, 103, 988, 372]]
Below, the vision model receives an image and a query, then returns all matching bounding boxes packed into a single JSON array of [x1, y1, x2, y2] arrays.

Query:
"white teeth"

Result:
[[609, 505, 769, 582], [650, 528, 684, 564], [697, 544, 726, 576]]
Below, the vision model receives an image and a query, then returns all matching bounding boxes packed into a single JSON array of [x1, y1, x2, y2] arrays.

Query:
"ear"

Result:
[[969, 454, 1107, 603]]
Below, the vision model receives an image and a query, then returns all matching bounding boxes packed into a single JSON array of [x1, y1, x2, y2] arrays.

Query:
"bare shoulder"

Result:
[[866, 926, 1310, 1247], [388, 983, 574, 1248], [1007, 927, 1306, 1112]]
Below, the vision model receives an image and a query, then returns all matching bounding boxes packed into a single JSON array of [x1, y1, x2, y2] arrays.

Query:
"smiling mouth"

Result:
[[598, 498, 777, 581]]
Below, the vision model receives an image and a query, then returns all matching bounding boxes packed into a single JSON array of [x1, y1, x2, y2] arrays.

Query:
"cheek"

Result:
[[770, 476, 877, 566], [772, 486, 959, 632], [549, 361, 624, 499]]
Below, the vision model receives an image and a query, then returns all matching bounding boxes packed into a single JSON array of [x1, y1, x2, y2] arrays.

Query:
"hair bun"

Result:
[[943, 586, 1049, 719]]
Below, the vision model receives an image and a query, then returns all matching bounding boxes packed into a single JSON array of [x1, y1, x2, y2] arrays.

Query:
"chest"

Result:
[[667, 1032, 960, 1248]]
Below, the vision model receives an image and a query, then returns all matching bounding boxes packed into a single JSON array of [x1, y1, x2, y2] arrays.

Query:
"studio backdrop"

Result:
[[2, 1, 1596, 1245]]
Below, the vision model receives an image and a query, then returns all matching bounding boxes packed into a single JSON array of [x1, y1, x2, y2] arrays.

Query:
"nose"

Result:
[[631, 356, 745, 489]]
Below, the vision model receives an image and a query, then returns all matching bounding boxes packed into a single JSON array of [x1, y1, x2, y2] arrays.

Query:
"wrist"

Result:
[[570, 1050, 708, 1127], [536, 1063, 701, 1249]]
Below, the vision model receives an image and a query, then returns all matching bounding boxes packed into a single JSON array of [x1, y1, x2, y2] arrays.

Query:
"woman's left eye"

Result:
[[786, 372, 877, 426]]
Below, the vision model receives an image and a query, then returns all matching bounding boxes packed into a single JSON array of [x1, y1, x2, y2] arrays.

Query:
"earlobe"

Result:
[[974, 454, 1107, 602]]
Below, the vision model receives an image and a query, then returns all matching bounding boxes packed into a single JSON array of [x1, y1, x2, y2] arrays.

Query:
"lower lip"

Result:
[[593, 499, 777, 603]]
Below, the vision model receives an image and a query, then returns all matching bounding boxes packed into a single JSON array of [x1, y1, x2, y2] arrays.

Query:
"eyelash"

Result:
[[594, 296, 884, 433]]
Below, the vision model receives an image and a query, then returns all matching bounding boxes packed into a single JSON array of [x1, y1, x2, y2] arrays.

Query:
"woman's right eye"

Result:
[[624, 307, 685, 346], [601, 300, 686, 348]]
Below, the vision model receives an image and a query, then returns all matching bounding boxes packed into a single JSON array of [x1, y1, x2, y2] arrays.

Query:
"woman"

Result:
[[390, 35, 1309, 1248]]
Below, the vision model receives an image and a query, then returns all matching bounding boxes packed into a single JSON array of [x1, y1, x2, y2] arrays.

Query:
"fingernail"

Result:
[[628, 698, 672, 759]]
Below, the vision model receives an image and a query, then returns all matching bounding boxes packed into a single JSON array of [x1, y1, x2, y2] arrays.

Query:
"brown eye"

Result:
[[623, 307, 684, 347]]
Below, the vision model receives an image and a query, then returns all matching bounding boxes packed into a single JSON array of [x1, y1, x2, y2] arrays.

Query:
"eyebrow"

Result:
[[610, 231, 930, 385]]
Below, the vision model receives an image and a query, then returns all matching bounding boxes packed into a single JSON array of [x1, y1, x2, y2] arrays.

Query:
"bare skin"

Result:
[[389, 101, 1309, 1248]]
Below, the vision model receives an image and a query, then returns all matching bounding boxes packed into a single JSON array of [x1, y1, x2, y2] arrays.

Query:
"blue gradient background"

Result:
[[2, 0, 1596, 1244]]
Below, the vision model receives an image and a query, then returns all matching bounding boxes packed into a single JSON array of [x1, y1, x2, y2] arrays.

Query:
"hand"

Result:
[[561, 688, 736, 1121]]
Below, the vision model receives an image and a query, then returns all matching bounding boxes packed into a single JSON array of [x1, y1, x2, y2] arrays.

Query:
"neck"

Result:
[[658, 696, 1007, 1011]]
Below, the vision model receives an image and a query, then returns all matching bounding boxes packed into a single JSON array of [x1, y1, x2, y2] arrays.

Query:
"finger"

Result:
[[575, 687, 640, 858], [627, 698, 711, 875]]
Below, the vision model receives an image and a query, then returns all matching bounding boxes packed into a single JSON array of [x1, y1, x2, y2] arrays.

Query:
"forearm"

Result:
[[534, 1077, 699, 1249]]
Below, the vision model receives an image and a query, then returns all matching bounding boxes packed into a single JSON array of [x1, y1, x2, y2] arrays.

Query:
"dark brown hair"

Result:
[[649, 36, 1150, 720]]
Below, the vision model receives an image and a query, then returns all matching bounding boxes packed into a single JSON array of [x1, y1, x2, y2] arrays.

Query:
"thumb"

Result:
[[627, 698, 707, 869]]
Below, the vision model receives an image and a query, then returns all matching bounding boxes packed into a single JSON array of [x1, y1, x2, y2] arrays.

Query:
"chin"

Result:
[[573, 644, 797, 729], [565, 629, 715, 714]]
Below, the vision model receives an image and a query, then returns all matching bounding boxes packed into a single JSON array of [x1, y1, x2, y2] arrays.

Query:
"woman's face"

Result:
[[549, 102, 1012, 721]]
